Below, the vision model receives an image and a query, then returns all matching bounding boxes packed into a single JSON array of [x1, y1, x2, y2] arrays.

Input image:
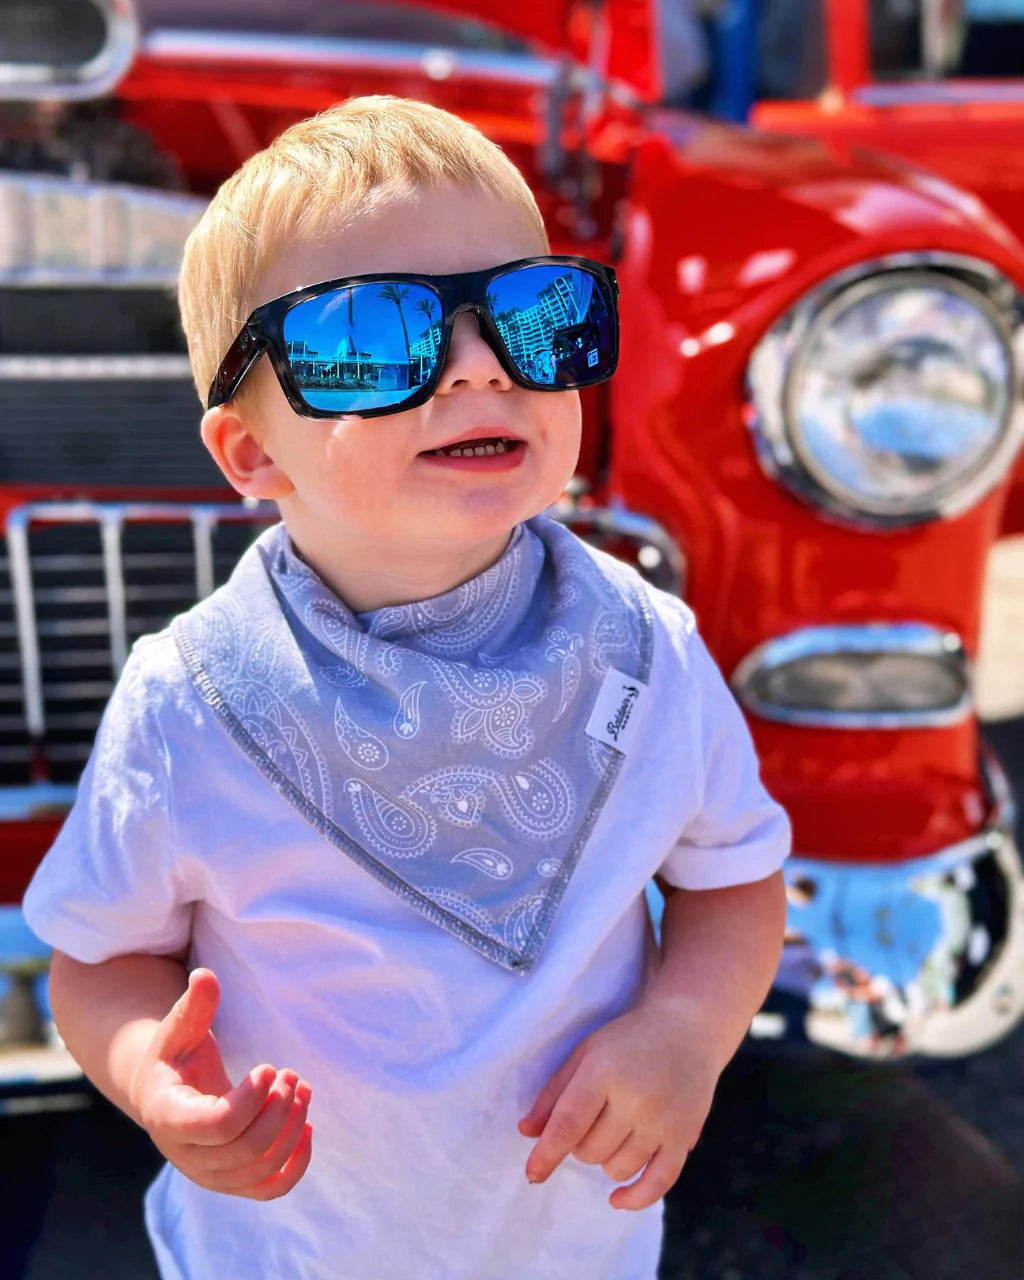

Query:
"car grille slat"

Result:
[[1, 502, 275, 785]]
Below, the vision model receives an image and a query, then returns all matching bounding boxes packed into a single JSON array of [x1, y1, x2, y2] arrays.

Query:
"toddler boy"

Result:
[[24, 96, 791, 1279]]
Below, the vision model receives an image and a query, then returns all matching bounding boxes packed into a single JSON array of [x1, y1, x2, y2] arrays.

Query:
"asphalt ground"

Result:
[[4, 715, 1023, 1280]]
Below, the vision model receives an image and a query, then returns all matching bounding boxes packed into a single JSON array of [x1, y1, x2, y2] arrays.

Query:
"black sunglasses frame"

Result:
[[206, 255, 620, 420]]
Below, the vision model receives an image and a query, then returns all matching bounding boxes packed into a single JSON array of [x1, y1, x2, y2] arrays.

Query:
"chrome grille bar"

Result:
[[100, 510, 128, 677], [6, 516, 44, 740], [4, 501, 277, 751]]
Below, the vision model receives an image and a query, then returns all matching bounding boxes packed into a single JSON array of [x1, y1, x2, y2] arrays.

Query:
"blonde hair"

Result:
[[179, 95, 548, 409]]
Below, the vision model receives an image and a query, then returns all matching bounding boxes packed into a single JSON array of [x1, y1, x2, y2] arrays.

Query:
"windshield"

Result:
[[870, 0, 1024, 80], [135, 0, 530, 53]]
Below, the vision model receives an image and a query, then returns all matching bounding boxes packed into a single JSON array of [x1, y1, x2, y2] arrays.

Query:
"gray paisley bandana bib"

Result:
[[171, 514, 652, 972]]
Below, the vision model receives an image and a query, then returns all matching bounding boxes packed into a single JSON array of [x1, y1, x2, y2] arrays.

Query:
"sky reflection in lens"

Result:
[[283, 281, 442, 412]]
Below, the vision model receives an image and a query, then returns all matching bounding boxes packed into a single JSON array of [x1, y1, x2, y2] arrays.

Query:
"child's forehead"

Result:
[[254, 182, 545, 308]]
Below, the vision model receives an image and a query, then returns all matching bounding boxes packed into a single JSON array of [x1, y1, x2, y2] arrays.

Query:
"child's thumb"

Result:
[[154, 967, 220, 1060]]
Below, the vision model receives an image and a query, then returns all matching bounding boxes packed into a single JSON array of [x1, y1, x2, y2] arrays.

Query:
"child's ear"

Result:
[[200, 406, 295, 500]]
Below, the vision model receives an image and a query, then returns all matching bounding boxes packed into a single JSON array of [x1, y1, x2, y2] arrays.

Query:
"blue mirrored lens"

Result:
[[282, 282, 442, 413], [487, 264, 615, 388]]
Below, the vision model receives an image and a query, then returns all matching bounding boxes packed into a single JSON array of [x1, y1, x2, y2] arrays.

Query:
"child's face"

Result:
[[228, 183, 582, 556]]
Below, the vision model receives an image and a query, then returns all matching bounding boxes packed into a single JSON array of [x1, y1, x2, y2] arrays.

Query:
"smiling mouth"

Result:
[[420, 436, 524, 458]]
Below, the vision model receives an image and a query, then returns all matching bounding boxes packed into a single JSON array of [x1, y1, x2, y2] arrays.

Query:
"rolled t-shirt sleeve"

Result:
[[22, 640, 192, 963], [658, 628, 792, 891]]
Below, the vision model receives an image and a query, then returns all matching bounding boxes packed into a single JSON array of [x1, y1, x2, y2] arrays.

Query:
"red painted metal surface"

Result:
[[608, 116, 1022, 857], [4, 0, 1021, 903]]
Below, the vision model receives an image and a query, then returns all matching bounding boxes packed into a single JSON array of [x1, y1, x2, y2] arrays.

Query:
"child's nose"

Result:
[[436, 312, 513, 395]]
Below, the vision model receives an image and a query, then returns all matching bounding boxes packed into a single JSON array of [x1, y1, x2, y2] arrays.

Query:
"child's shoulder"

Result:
[[107, 625, 203, 743]]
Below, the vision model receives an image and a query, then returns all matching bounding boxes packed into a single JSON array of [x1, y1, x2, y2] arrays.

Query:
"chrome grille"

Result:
[[1, 502, 275, 785]]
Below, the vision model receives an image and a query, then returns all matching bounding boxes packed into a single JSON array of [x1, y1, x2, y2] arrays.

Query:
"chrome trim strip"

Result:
[[0, 356, 194, 381], [746, 252, 1024, 529], [143, 29, 562, 87], [730, 622, 973, 729], [0, 0, 138, 102]]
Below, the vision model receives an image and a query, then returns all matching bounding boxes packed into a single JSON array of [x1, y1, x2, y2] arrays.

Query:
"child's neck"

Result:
[[283, 522, 516, 614]]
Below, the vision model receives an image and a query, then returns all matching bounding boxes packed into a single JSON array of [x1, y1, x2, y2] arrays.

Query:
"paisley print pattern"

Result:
[[426, 659, 547, 759], [393, 681, 425, 739], [491, 760, 575, 840], [502, 893, 548, 953], [363, 530, 529, 657], [305, 598, 370, 671], [546, 627, 583, 722], [236, 686, 333, 819], [589, 609, 634, 678], [334, 700, 389, 771], [403, 766, 491, 828], [172, 514, 653, 972], [586, 734, 616, 777], [344, 779, 436, 859], [451, 848, 515, 880]]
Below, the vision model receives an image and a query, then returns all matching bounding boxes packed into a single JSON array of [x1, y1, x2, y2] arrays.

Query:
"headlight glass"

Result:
[[787, 275, 1013, 517]]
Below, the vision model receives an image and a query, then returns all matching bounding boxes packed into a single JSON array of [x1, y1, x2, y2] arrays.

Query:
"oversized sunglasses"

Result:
[[207, 255, 619, 419]]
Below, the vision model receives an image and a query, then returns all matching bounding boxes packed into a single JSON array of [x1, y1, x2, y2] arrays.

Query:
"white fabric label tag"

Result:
[[584, 667, 649, 755]]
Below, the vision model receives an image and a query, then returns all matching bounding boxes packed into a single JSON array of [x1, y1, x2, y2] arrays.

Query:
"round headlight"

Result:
[[748, 261, 1024, 526]]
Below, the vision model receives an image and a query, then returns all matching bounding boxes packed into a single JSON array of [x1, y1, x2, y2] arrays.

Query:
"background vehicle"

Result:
[[2, 0, 1024, 1097]]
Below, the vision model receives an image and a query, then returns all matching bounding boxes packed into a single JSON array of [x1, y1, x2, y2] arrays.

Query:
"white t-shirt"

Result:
[[23, 588, 790, 1280]]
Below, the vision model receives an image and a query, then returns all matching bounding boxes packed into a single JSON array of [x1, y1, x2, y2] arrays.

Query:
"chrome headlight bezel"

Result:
[[747, 253, 1024, 529]]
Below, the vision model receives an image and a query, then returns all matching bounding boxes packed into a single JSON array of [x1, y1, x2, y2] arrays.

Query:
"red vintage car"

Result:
[[2, 0, 1023, 1094]]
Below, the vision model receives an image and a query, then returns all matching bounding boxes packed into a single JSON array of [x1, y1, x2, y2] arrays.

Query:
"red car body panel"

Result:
[[751, 1, 1024, 533]]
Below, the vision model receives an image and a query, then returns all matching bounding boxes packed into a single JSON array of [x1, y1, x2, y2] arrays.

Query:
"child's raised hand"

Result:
[[517, 1002, 718, 1211], [129, 967, 313, 1200]]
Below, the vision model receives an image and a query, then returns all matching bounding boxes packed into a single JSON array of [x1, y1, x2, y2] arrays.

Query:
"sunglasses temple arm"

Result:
[[207, 327, 266, 409]]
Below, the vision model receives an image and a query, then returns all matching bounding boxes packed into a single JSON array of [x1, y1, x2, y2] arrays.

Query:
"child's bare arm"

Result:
[[519, 870, 787, 1209], [49, 952, 314, 1200], [50, 947, 191, 1122]]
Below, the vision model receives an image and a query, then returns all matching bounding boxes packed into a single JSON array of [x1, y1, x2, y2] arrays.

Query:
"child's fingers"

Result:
[[525, 1076, 606, 1184], [164, 1063, 277, 1147], [201, 1070, 300, 1170], [608, 1147, 684, 1212], [569, 1103, 630, 1167], [247, 1123, 314, 1202], [600, 1132, 655, 1184], [518, 1041, 587, 1137], [151, 968, 220, 1062], [213, 1081, 311, 1189]]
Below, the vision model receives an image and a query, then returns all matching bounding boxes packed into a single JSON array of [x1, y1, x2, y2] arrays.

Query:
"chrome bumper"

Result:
[[757, 753, 1024, 1059]]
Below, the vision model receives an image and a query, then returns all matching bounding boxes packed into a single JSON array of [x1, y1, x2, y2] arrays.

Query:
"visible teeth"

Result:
[[449, 448, 463, 456], [484, 444, 496, 455], [494, 441, 506, 454], [473, 446, 486, 456]]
